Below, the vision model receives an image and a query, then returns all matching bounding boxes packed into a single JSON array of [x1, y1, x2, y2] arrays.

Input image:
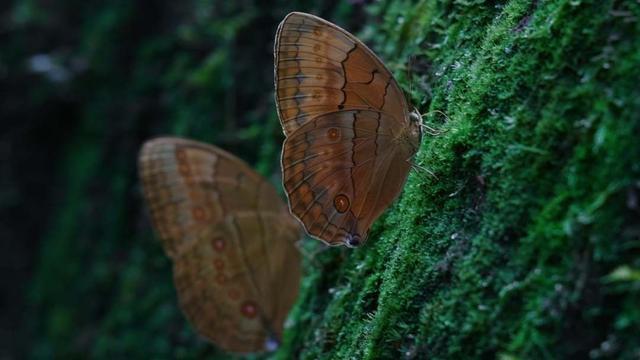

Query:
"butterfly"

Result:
[[274, 12, 423, 248], [138, 137, 301, 353]]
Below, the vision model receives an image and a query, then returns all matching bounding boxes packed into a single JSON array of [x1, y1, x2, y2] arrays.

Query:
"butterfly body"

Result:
[[275, 12, 422, 247]]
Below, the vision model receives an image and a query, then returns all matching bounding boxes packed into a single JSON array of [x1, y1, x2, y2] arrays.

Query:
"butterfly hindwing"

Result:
[[281, 110, 414, 246]]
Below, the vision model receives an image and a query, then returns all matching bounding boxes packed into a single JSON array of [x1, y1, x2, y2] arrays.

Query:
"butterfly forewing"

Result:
[[139, 137, 301, 353], [274, 12, 409, 136], [275, 12, 421, 247]]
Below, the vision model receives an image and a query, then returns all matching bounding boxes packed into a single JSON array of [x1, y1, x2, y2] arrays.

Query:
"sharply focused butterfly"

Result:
[[139, 137, 301, 353], [274, 12, 423, 247]]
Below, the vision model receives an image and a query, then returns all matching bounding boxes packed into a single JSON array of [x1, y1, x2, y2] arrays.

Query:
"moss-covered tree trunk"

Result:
[[281, 1, 640, 358], [11, 0, 639, 359]]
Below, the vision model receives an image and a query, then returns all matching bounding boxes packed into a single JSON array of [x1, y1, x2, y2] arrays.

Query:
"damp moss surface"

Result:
[[279, 1, 640, 359], [16, 0, 640, 359]]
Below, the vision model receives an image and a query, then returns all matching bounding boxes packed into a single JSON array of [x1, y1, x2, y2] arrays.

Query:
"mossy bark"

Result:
[[13, 0, 639, 359], [281, 1, 640, 358]]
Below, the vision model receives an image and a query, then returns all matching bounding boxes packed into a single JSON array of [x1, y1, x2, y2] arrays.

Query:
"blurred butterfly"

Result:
[[274, 12, 423, 247], [138, 137, 301, 353]]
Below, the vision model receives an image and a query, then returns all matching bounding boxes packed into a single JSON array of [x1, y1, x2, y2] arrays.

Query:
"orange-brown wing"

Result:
[[274, 11, 409, 136], [276, 12, 418, 247], [172, 212, 301, 353], [282, 110, 417, 247], [138, 137, 301, 353]]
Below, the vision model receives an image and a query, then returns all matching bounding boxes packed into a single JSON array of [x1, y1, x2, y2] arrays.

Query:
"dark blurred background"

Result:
[[0, 1, 369, 357]]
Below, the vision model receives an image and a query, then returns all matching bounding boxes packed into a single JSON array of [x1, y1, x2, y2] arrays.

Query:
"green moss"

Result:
[[281, 0, 640, 359]]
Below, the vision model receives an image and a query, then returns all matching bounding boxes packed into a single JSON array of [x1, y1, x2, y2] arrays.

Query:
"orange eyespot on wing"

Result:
[[138, 137, 302, 353], [333, 194, 350, 213], [275, 12, 422, 247]]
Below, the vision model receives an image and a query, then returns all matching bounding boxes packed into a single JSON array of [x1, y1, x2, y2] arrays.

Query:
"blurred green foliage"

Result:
[[3, 0, 639, 358]]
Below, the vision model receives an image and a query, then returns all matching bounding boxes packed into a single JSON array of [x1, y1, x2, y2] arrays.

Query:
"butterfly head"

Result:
[[409, 107, 423, 126], [407, 107, 424, 149]]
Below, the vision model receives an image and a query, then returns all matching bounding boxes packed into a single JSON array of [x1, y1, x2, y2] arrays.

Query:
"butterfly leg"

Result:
[[408, 161, 439, 180], [419, 110, 450, 136], [420, 123, 445, 136]]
